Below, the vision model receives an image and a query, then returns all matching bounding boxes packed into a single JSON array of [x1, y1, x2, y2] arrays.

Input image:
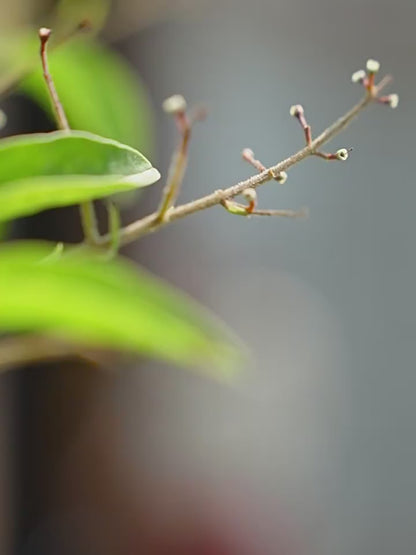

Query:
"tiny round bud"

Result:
[[242, 148, 254, 159], [335, 148, 349, 161], [388, 93, 399, 109], [366, 59, 380, 73], [276, 171, 288, 184], [290, 104, 304, 117], [162, 94, 187, 114], [39, 27, 51, 40], [242, 188, 257, 203], [351, 69, 366, 83]]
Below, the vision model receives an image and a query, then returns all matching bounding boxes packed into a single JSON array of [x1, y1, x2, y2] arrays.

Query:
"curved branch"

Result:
[[100, 93, 373, 246]]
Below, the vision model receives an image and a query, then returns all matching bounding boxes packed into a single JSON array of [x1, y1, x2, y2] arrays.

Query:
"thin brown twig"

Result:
[[250, 208, 307, 218], [291, 104, 312, 145], [375, 74, 393, 92], [221, 197, 306, 218], [156, 98, 207, 222], [242, 148, 284, 183], [39, 27, 69, 130], [0, 20, 92, 101], [157, 112, 192, 221], [39, 27, 100, 246]]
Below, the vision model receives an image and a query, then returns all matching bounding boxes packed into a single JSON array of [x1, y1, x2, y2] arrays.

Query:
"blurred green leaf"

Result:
[[21, 38, 154, 153], [0, 0, 110, 96], [0, 28, 38, 96], [0, 130, 160, 222], [0, 242, 241, 377], [53, 0, 111, 36]]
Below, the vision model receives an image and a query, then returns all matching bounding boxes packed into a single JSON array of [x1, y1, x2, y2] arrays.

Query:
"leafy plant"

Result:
[[0, 22, 398, 378]]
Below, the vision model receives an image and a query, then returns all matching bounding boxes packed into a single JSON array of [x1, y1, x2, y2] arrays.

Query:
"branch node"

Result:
[[243, 148, 286, 183], [269, 169, 288, 184]]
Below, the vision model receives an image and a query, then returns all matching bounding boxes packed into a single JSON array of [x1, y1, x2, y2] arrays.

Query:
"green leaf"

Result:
[[0, 130, 160, 222], [0, 28, 39, 96], [0, 242, 242, 378], [53, 0, 111, 36], [21, 37, 154, 152]]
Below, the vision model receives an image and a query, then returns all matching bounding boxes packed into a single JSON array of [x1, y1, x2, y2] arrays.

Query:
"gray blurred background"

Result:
[[0, 0, 415, 554]]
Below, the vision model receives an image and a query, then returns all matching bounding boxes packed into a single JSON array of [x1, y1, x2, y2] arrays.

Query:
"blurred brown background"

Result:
[[0, 1, 415, 554]]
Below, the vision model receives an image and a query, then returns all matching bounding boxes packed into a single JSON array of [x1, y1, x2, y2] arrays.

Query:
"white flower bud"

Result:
[[366, 59, 380, 73], [276, 171, 288, 184], [242, 148, 254, 160], [242, 188, 257, 203], [335, 148, 349, 161], [388, 94, 399, 109], [39, 27, 51, 40], [351, 69, 366, 83], [162, 94, 187, 114], [290, 104, 304, 117]]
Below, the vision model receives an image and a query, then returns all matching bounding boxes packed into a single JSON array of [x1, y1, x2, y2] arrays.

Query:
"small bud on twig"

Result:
[[39, 27, 52, 41], [242, 148, 265, 172], [243, 148, 288, 184], [351, 59, 396, 103], [365, 59, 380, 93], [290, 104, 304, 117], [274, 170, 288, 184], [242, 188, 257, 203], [290, 104, 312, 145], [38, 26, 69, 131], [366, 59, 380, 74], [351, 69, 366, 84], [335, 148, 350, 161], [162, 94, 187, 115], [378, 93, 399, 109], [242, 187, 257, 213], [157, 95, 194, 221], [241, 148, 255, 161], [315, 147, 352, 161]]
